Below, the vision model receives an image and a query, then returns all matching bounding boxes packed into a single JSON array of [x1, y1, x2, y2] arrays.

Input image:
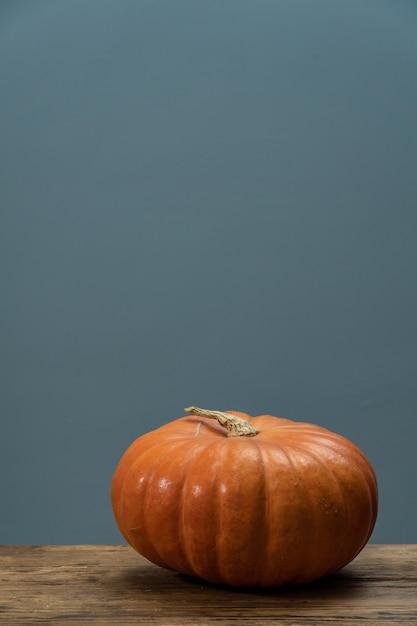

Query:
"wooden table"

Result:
[[1, 545, 416, 624]]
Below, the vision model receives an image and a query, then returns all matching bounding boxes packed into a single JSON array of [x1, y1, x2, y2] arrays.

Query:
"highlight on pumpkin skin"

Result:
[[184, 406, 259, 437]]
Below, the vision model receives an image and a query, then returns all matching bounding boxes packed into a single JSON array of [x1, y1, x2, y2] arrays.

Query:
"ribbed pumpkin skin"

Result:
[[111, 412, 378, 587]]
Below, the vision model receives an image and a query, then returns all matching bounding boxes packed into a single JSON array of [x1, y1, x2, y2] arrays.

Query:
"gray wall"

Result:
[[1, 0, 416, 545]]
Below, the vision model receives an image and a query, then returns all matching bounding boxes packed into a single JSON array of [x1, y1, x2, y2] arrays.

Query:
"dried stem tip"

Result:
[[185, 406, 258, 438]]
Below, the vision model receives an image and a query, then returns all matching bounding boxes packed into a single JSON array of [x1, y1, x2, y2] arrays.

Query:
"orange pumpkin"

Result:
[[111, 406, 378, 587]]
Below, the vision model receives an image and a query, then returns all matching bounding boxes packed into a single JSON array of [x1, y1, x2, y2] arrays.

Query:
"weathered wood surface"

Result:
[[0, 545, 416, 624]]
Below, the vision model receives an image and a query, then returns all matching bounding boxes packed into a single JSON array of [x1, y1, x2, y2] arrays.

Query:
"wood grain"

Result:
[[0, 545, 416, 624]]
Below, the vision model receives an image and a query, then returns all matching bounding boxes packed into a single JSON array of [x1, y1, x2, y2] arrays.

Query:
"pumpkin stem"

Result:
[[185, 406, 258, 437]]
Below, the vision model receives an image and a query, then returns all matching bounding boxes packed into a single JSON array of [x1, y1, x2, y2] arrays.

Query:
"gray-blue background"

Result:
[[1, 0, 416, 545]]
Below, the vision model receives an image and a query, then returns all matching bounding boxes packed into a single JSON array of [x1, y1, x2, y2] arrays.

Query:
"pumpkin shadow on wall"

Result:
[[114, 565, 364, 619]]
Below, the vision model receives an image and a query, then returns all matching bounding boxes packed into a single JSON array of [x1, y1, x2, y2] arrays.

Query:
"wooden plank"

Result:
[[0, 545, 416, 624]]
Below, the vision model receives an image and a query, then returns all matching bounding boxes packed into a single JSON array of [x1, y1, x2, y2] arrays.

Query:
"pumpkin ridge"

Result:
[[120, 452, 171, 569], [267, 440, 319, 584], [237, 438, 269, 586], [211, 441, 229, 583], [300, 442, 376, 575], [348, 457, 378, 553], [341, 461, 378, 567], [285, 444, 334, 583], [300, 443, 350, 575], [151, 440, 200, 575], [119, 438, 200, 572], [255, 441, 286, 585], [211, 439, 267, 586], [176, 440, 226, 581]]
